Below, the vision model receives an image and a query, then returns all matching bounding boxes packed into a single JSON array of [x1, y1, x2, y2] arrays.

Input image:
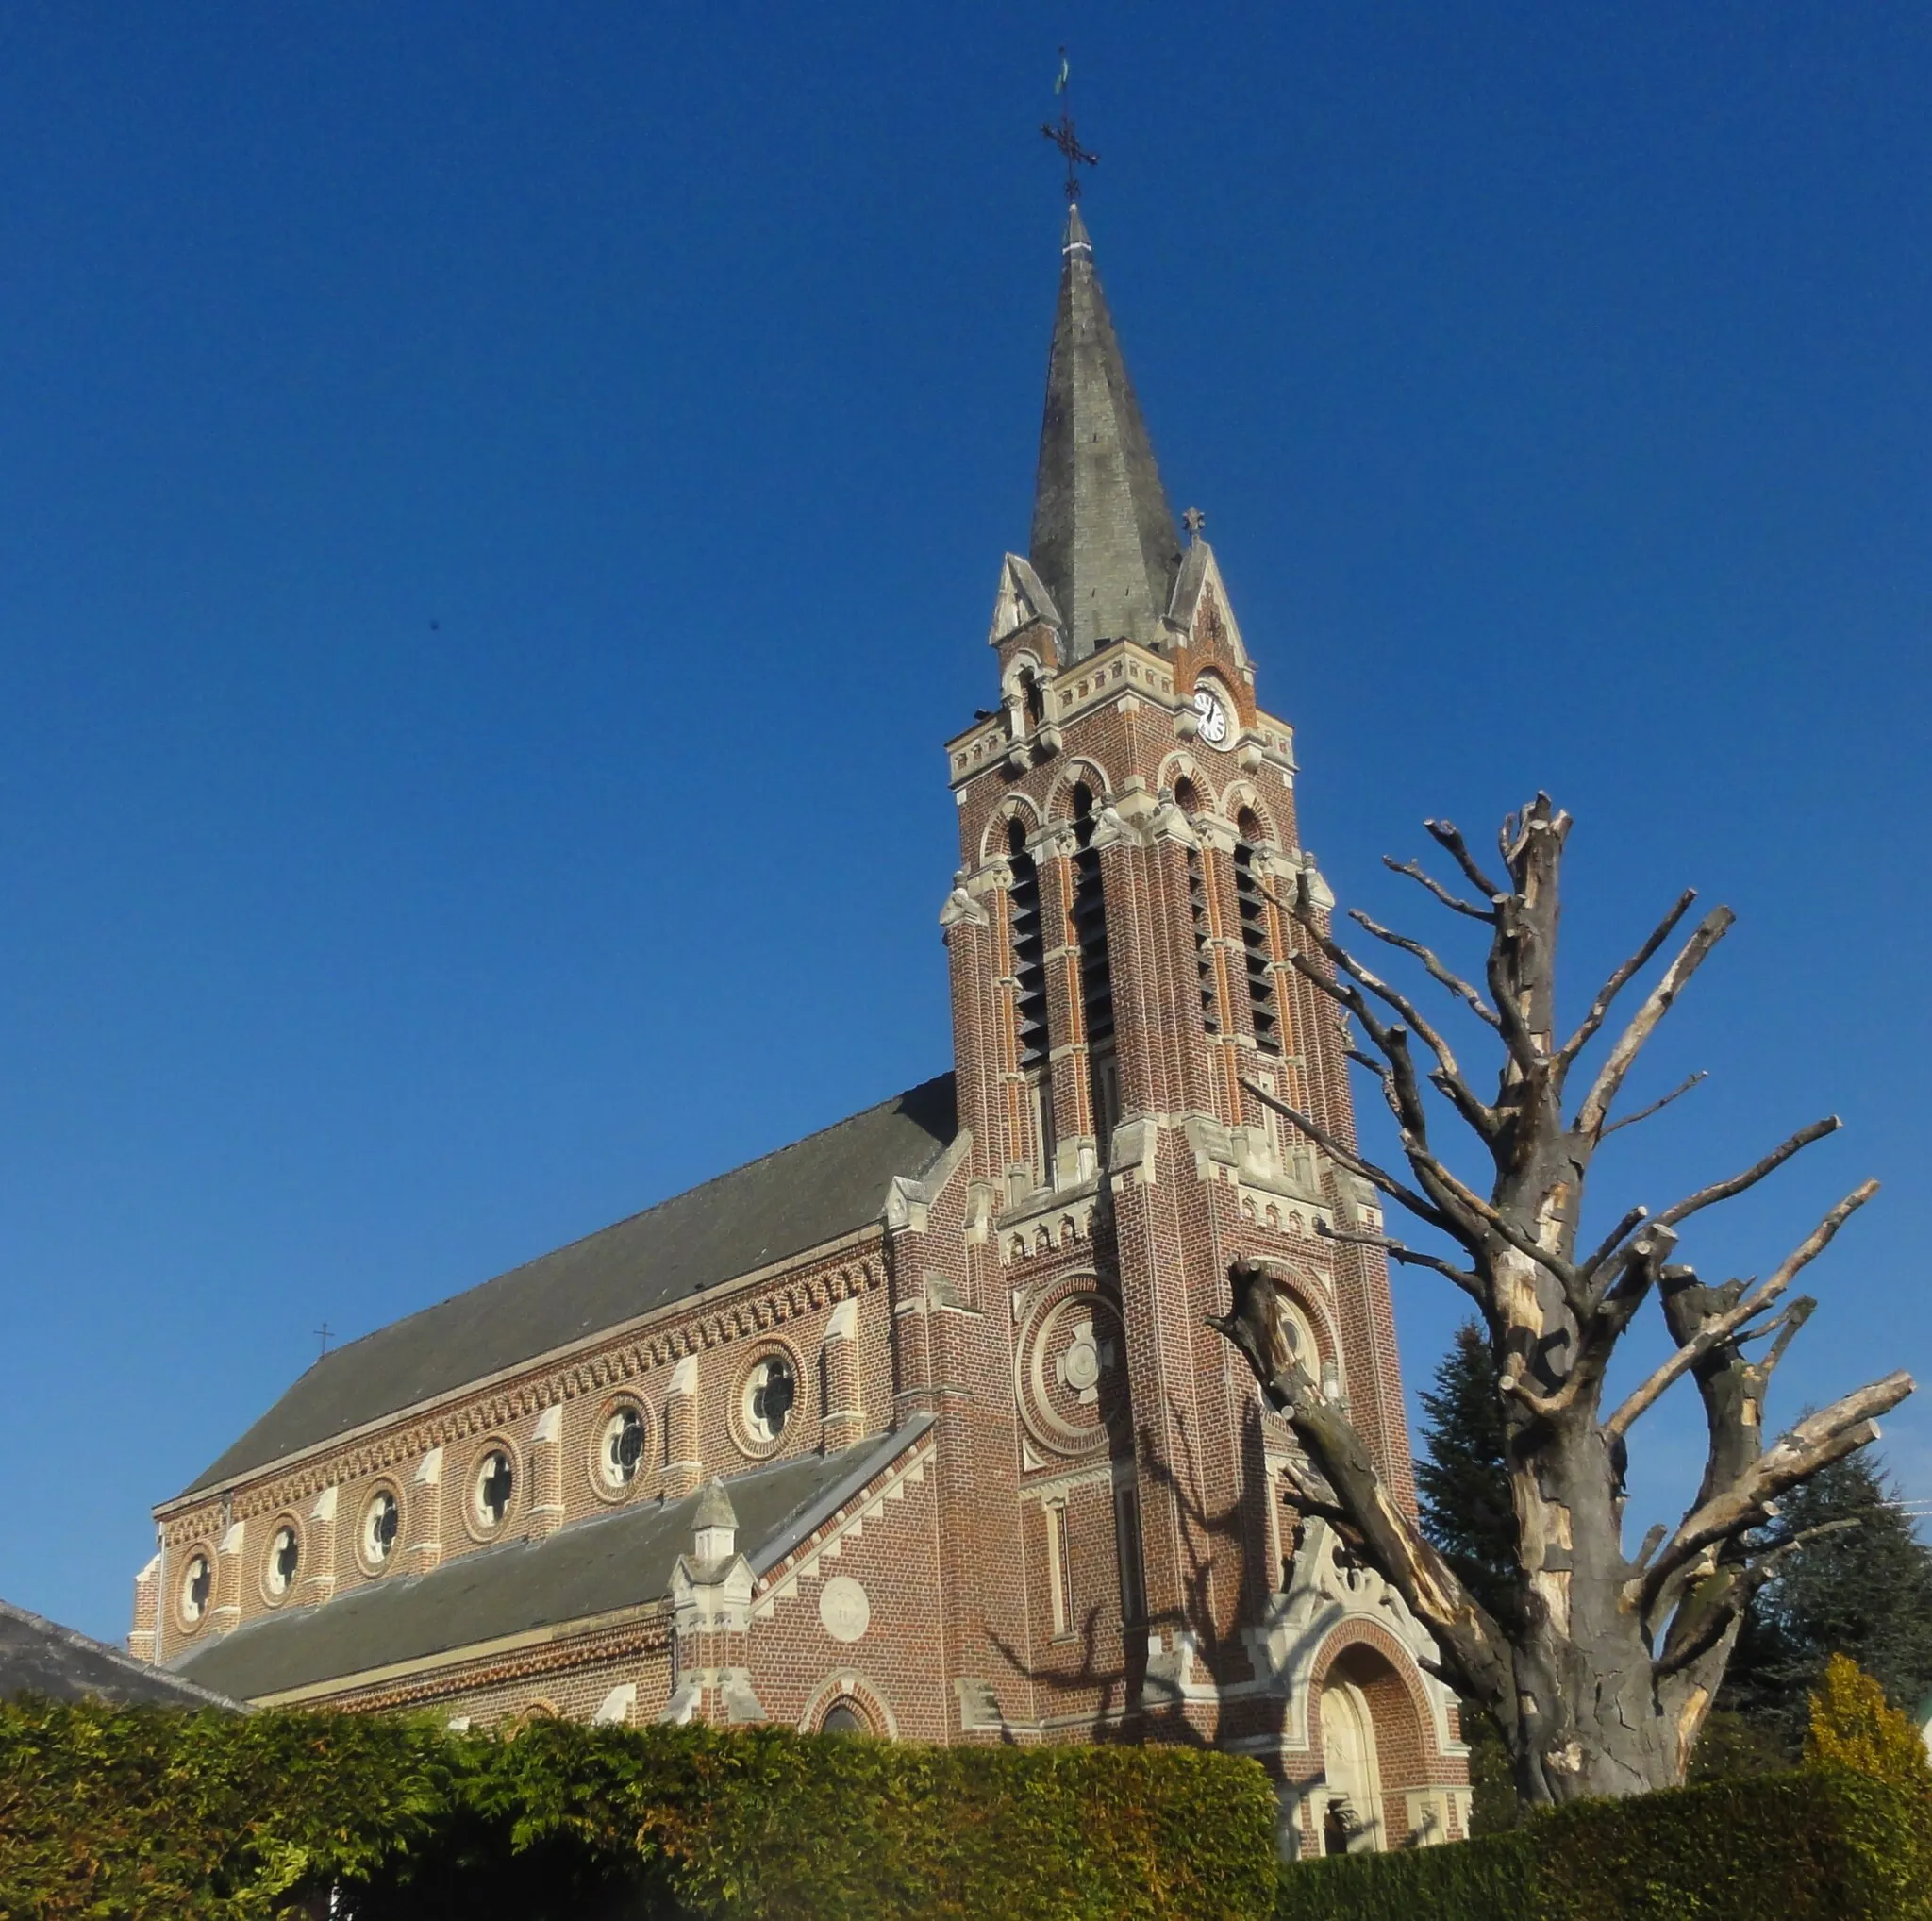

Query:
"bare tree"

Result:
[[1209, 795, 1911, 1806]]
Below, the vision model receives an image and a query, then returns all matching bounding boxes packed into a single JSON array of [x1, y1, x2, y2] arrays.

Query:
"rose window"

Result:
[[475, 1451, 514, 1530], [743, 1356, 795, 1445], [362, 1491, 399, 1567], [266, 1525, 299, 1597], [601, 1407, 646, 1488], [180, 1553, 211, 1625]]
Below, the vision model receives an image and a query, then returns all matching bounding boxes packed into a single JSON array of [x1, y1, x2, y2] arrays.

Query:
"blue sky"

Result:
[[2, 4, 1926, 1643]]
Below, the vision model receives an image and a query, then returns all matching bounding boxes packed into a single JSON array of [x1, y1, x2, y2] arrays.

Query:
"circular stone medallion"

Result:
[[1015, 1283, 1127, 1459], [819, 1575, 872, 1644]]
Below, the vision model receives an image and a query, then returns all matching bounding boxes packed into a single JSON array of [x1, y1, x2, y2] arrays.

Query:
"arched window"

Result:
[[1174, 781, 1220, 1036], [1233, 811, 1281, 1054], [1007, 817, 1054, 1183], [820, 1699, 868, 1735], [1018, 666, 1046, 734], [1070, 784, 1118, 1148]]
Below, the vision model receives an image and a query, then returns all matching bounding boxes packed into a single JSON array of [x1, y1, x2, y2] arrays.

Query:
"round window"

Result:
[[179, 1552, 212, 1627], [475, 1450, 514, 1531], [265, 1524, 300, 1598], [361, 1489, 400, 1568], [599, 1406, 647, 1489], [742, 1356, 796, 1445]]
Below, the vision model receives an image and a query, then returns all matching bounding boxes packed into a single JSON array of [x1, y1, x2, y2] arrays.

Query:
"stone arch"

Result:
[[1045, 758, 1112, 819], [1224, 783, 1280, 848], [1157, 751, 1216, 812], [800, 1671, 898, 1739], [979, 793, 1042, 865], [1309, 1622, 1448, 1853]]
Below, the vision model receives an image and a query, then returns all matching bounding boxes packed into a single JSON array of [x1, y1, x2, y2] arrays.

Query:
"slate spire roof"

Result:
[[1027, 205, 1183, 661]]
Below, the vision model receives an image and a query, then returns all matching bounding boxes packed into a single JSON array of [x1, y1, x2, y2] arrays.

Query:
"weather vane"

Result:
[[1041, 48, 1097, 202]]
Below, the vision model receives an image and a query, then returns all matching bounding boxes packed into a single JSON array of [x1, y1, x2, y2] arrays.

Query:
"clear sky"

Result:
[[2, 3, 1926, 1644]]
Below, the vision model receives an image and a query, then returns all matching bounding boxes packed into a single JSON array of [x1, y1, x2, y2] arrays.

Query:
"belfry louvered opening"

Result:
[[1007, 819, 1049, 1067], [1008, 817, 1055, 1184], [1176, 781, 1220, 1036], [1071, 784, 1119, 1148], [1233, 817, 1281, 1054]]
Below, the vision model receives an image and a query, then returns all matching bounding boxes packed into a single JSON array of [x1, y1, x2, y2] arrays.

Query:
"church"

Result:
[[133, 204, 1472, 1857]]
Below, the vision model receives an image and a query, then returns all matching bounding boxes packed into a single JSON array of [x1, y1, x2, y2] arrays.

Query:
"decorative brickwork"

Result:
[[141, 204, 1462, 1859]]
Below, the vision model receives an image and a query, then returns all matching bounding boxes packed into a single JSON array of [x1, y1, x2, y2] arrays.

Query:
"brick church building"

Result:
[[135, 207, 1471, 1856]]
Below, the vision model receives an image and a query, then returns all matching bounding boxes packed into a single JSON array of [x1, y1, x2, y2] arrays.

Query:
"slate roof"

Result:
[[1028, 205, 1183, 661], [170, 1421, 931, 1704], [0, 1597, 242, 1711], [183, 1075, 957, 1496]]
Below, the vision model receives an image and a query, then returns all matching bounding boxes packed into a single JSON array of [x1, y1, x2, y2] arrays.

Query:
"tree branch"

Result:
[[1655, 1117, 1841, 1228], [1239, 1077, 1457, 1239], [1267, 890, 1471, 1091], [1383, 854, 1496, 923], [1578, 1206, 1650, 1291], [1347, 908, 1502, 1029], [1557, 889, 1697, 1070], [1653, 1519, 1860, 1680], [1600, 1071, 1707, 1139], [1424, 817, 1507, 902], [1314, 1216, 1485, 1302], [1209, 1261, 1513, 1712], [1606, 1182, 1878, 1439], [1635, 1371, 1915, 1616], [1573, 907, 1737, 1138]]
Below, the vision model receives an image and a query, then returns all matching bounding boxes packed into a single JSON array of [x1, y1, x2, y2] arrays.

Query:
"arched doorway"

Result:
[[1318, 1676, 1384, 1853]]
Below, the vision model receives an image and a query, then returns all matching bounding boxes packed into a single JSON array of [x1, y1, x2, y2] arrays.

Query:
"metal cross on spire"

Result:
[[1040, 47, 1097, 202]]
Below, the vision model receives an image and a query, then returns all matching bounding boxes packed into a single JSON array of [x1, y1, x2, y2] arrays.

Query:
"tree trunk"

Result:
[[1209, 795, 1912, 1812]]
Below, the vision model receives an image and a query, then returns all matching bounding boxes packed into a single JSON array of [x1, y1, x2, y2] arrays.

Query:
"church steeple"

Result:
[[1028, 207, 1183, 661]]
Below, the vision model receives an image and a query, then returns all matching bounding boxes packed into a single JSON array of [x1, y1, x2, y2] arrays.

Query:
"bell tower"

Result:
[[935, 206, 1421, 1766]]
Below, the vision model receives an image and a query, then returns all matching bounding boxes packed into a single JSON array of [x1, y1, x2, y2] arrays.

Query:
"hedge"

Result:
[[0, 1696, 1279, 1921], [1274, 1766, 1932, 1921]]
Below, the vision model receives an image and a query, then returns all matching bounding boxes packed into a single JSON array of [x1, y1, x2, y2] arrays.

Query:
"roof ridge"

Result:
[[299, 1071, 956, 1372], [179, 1073, 958, 1495]]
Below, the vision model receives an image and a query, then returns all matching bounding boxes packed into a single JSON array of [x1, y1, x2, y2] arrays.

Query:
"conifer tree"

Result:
[[1415, 1321, 1516, 1629], [1415, 1319, 1519, 1829], [1727, 1449, 1932, 1753]]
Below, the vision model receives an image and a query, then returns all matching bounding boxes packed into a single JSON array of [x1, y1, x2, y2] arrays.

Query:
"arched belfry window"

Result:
[[1070, 784, 1119, 1148], [1174, 780, 1220, 1037], [1233, 810, 1282, 1054], [1008, 818, 1054, 1182]]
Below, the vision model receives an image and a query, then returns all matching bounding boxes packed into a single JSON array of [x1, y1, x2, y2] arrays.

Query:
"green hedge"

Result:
[[0, 1696, 1278, 1921], [1275, 1767, 1932, 1921]]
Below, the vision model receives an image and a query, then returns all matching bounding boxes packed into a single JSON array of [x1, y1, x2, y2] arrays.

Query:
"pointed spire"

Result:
[[1028, 209, 1182, 661], [691, 1478, 738, 1562]]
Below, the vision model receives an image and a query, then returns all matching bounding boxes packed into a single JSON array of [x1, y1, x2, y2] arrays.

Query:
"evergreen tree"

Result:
[[1414, 1321, 1516, 1629], [1415, 1321, 1520, 1832], [1724, 1447, 1932, 1755]]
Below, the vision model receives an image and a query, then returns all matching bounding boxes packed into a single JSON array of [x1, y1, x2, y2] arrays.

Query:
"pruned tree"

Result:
[[1208, 795, 1912, 1807]]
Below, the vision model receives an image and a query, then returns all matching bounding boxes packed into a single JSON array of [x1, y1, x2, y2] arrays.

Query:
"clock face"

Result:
[[1192, 686, 1233, 748]]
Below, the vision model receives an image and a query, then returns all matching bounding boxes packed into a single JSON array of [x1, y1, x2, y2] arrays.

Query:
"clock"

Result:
[[1192, 686, 1233, 749]]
